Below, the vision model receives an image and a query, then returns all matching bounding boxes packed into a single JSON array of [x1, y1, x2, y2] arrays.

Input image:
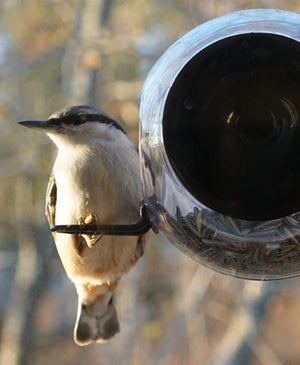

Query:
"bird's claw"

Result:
[[79, 213, 103, 248]]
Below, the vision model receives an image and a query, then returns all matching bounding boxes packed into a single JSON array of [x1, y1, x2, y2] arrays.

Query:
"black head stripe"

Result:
[[47, 105, 126, 134]]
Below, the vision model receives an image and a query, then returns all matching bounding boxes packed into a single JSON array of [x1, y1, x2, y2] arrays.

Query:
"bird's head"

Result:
[[18, 105, 126, 148]]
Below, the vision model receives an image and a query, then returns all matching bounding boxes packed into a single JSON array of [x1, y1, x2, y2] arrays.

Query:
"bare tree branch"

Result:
[[209, 281, 278, 365]]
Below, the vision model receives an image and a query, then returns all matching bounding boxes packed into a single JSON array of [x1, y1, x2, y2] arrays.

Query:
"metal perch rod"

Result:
[[50, 204, 152, 236]]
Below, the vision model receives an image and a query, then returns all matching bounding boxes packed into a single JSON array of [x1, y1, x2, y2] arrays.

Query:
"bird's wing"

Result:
[[45, 173, 57, 228]]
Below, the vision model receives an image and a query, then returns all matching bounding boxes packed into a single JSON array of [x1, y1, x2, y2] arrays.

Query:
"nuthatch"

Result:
[[19, 105, 148, 345]]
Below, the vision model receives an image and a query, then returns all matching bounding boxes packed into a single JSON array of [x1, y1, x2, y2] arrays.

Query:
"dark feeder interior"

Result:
[[163, 33, 300, 221]]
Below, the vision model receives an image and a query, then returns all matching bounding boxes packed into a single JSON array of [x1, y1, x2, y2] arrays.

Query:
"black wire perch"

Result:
[[50, 203, 153, 236]]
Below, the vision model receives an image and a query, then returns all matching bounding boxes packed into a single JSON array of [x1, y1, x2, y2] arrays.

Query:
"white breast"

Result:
[[50, 131, 143, 284]]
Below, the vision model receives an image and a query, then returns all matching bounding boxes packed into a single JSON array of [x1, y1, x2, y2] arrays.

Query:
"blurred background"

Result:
[[1, 1, 300, 364]]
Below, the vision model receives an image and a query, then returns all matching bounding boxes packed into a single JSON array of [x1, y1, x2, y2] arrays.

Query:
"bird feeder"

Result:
[[139, 9, 300, 280]]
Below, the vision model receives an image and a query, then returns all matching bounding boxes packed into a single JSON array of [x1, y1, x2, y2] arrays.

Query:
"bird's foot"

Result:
[[79, 213, 103, 248]]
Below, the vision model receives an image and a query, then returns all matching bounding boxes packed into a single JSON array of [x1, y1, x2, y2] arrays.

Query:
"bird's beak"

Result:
[[18, 120, 59, 132]]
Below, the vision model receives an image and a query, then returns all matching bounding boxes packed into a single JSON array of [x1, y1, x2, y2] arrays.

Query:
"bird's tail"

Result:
[[74, 295, 120, 346]]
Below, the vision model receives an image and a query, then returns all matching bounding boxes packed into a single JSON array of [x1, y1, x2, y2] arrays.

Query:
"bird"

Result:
[[19, 105, 148, 345]]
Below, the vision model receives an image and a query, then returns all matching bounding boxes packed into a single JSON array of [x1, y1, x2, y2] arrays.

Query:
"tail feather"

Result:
[[74, 296, 120, 346]]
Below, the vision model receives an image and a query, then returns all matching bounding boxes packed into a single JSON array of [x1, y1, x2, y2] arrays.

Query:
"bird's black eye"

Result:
[[47, 118, 62, 125], [47, 114, 85, 126]]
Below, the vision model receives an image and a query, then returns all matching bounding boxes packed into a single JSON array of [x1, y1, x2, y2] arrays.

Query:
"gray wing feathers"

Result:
[[45, 174, 57, 228]]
